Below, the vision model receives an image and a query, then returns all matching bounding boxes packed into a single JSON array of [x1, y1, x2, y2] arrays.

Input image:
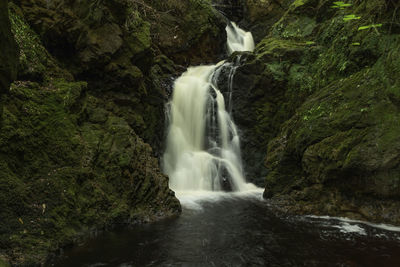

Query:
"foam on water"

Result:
[[334, 223, 367, 235], [177, 188, 264, 210], [306, 215, 400, 233]]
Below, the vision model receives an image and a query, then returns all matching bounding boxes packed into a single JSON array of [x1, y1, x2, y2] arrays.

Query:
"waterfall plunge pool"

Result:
[[52, 191, 400, 266]]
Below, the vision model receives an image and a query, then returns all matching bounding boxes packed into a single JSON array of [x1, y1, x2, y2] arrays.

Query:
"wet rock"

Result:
[[1, 0, 227, 264], [212, 0, 246, 22], [212, 0, 290, 42], [152, 0, 227, 65], [260, 0, 400, 224], [224, 0, 400, 224], [242, 0, 290, 42], [12, 0, 226, 154], [0, 1, 203, 264], [0, 78, 181, 266]]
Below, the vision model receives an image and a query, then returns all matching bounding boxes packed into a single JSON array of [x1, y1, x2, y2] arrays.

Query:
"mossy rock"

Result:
[[218, 0, 400, 222], [151, 0, 226, 64], [8, 3, 72, 83], [0, 79, 180, 265], [0, 0, 18, 94], [265, 50, 400, 221]]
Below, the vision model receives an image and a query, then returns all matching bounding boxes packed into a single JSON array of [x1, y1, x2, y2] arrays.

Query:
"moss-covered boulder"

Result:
[[12, 0, 226, 153], [8, 3, 72, 83], [221, 0, 400, 223], [262, 0, 400, 223], [218, 34, 317, 185], [1, 3, 181, 265], [15, 0, 226, 69], [151, 0, 226, 65], [243, 0, 292, 42], [265, 48, 400, 222], [0, 79, 180, 265]]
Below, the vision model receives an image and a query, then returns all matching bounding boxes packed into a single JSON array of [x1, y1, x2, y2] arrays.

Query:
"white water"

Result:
[[176, 188, 264, 211], [226, 22, 255, 55], [163, 22, 256, 199], [306, 215, 400, 233]]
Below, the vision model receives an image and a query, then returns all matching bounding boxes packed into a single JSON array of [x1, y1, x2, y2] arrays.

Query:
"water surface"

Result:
[[53, 191, 400, 267]]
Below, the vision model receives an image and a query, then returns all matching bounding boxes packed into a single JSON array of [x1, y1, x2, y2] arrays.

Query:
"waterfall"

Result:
[[163, 22, 256, 195], [226, 22, 255, 55]]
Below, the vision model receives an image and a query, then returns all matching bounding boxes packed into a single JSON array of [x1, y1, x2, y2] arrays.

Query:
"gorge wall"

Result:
[[0, 0, 226, 265], [2, 0, 400, 265], [0, 0, 18, 117], [225, 0, 400, 224]]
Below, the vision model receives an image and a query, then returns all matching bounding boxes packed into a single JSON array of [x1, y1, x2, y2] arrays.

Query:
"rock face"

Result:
[[0, 0, 226, 265], [226, 0, 400, 223], [0, 80, 181, 264], [212, 0, 290, 42], [14, 0, 226, 154], [0, 0, 18, 95], [212, 0, 246, 22], [242, 0, 291, 42]]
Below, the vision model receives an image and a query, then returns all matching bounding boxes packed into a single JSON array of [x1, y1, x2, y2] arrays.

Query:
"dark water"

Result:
[[52, 192, 400, 267]]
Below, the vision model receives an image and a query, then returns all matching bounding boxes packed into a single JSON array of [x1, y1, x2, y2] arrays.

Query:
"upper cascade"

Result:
[[226, 22, 255, 55], [163, 22, 256, 195]]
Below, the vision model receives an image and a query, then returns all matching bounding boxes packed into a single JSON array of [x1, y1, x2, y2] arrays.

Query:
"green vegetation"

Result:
[[1, 0, 227, 264], [343, 14, 360, 21], [358, 24, 383, 31], [0, 0, 229, 264], [228, 0, 400, 223], [331, 1, 352, 9], [1, 0, 400, 264]]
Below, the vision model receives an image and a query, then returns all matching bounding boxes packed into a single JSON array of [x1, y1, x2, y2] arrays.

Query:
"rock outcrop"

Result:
[[0, 0, 226, 265], [0, 0, 18, 118], [212, 0, 289, 42], [14, 0, 226, 153], [3, 0, 400, 264], [226, 0, 400, 223]]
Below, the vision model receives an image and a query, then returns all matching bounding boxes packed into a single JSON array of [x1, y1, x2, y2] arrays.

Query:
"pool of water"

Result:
[[51, 191, 400, 266]]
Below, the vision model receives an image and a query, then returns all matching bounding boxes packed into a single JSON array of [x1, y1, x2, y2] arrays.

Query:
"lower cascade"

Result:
[[163, 22, 257, 194]]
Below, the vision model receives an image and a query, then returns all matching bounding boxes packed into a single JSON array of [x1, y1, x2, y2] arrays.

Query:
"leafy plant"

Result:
[[343, 14, 361, 21], [328, 0, 384, 46], [358, 24, 383, 31], [331, 1, 352, 9]]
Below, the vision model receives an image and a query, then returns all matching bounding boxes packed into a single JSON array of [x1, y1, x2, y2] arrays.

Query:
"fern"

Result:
[[358, 24, 383, 31], [343, 14, 361, 21], [331, 1, 352, 9]]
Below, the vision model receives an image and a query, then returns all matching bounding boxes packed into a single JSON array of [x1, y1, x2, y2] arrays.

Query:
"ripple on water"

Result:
[[53, 193, 400, 267]]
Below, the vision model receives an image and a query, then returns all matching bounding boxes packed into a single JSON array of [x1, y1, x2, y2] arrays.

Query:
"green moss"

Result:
[[293, 0, 306, 7], [273, 16, 317, 39], [9, 6, 43, 75], [255, 37, 306, 61], [253, 0, 400, 223], [288, 64, 313, 93], [0, 257, 10, 267], [0, 0, 18, 95], [0, 79, 84, 262], [8, 4, 69, 82], [0, 78, 180, 264], [124, 9, 151, 55], [266, 56, 400, 194]]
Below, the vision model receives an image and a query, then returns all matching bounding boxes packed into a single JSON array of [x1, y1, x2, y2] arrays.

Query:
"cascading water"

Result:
[[226, 22, 255, 55], [163, 22, 257, 196]]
